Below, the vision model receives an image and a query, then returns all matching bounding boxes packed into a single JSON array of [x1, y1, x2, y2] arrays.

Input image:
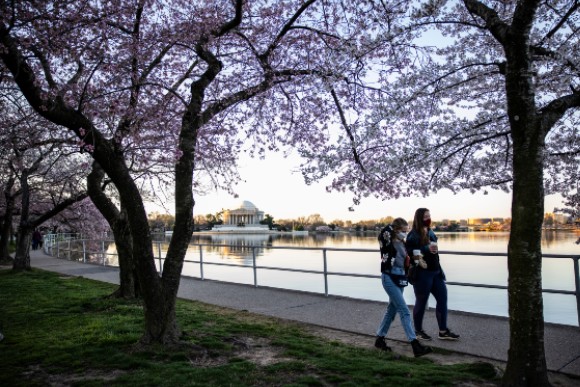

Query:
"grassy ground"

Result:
[[0, 269, 501, 386]]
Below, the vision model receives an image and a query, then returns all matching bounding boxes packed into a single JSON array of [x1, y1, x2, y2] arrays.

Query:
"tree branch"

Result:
[[540, 92, 580, 135], [462, 0, 510, 44], [262, 0, 317, 60], [329, 86, 366, 173]]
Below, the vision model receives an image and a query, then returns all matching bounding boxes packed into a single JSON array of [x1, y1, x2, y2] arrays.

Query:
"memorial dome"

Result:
[[238, 200, 257, 210]]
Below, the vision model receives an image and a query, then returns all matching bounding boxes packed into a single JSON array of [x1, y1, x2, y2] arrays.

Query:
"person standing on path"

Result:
[[32, 229, 42, 250], [374, 217, 432, 357], [406, 208, 460, 341]]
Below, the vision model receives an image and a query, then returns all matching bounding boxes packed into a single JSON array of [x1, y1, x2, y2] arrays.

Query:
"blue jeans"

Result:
[[412, 269, 448, 331], [376, 273, 416, 342]]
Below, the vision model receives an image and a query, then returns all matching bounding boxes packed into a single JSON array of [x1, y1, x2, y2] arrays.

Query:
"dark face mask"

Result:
[[423, 219, 431, 227]]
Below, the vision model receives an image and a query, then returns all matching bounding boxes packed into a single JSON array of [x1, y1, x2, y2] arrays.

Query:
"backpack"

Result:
[[378, 224, 397, 273]]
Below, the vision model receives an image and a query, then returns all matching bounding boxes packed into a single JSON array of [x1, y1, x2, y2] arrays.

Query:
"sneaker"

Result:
[[438, 329, 460, 340], [415, 330, 432, 341], [374, 336, 392, 352]]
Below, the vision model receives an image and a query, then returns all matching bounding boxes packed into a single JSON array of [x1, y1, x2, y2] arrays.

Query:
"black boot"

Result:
[[411, 339, 432, 357], [374, 336, 392, 352]]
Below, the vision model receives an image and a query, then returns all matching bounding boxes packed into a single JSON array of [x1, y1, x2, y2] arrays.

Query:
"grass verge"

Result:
[[0, 269, 499, 386]]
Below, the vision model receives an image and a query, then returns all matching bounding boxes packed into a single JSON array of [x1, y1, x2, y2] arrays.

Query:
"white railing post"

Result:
[[199, 245, 204, 280], [252, 246, 258, 287], [323, 249, 328, 297], [82, 240, 86, 263], [101, 240, 105, 265]]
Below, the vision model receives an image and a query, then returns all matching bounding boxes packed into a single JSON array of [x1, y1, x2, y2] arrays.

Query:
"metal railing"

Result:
[[42, 234, 580, 327]]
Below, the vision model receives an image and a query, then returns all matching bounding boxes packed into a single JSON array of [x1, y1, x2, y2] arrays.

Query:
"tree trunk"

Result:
[[502, 18, 550, 383], [13, 227, 32, 271], [13, 172, 32, 271], [0, 186, 16, 263], [110, 209, 140, 299], [87, 163, 139, 299], [504, 137, 550, 386], [114, 172, 181, 344]]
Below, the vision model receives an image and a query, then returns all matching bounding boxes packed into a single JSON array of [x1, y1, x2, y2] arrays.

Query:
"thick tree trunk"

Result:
[[502, 20, 550, 383], [110, 210, 140, 299], [0, 198, 15, 263], [13, 227, 32, 271], [13, 172, 32, 271], [115, 175, 181, 344], [87, 164, 139, 299], [504, 139, 550, 386]]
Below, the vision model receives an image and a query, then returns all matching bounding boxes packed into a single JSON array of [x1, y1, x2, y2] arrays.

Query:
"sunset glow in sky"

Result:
[[155, 152, 565, 223]]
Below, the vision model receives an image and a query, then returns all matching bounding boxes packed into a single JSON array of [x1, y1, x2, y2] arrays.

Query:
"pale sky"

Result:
[[150, 151, 564, 223]]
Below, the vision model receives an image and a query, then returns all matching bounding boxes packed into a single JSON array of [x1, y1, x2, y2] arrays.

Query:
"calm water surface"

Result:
[[115, 230, 580, 326]]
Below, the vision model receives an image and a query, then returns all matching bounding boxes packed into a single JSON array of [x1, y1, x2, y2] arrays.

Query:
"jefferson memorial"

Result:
[[213, 200, 270, 232]]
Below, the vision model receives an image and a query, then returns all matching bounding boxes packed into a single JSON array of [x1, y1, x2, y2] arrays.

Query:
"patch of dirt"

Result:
[[227, 336, 293, 366], [23, 364, 127, 386], [186, 336, 292, 368]]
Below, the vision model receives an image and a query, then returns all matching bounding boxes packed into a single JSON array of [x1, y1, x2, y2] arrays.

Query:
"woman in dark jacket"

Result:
[[406, 208, 460, 341]]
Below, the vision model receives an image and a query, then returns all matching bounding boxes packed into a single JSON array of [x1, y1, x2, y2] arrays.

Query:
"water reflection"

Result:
[[197, 234, 274, 263], [100, 230, 579, 325]]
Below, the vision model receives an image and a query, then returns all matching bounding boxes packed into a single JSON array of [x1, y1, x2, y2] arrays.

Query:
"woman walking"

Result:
[[375, 217, 432, 357], [406, 208, 460, 341]]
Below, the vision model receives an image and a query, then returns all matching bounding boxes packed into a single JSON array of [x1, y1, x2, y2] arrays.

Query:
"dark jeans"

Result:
[[412, 269, 448, 332]]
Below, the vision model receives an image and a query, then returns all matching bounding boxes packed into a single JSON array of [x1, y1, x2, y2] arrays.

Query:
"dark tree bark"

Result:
[[0, 177, 18, 263], [506, 130, 549, 386], [502, 4, 550, 386], [13, 170, 33, 271], [87, 162, 139, 299]]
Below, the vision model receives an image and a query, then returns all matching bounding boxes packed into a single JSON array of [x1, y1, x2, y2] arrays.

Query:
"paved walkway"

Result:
[[28, 250, 580, 378]]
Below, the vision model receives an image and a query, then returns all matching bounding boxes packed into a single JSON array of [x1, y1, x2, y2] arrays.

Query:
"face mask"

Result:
[[423, 219, 431, 227], [397, 232, 407, 240]]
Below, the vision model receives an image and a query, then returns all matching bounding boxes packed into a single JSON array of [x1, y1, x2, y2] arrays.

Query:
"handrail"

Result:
[[42, 235, 580, 327]]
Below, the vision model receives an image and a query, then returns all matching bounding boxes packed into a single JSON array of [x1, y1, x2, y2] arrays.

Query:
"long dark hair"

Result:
[[413, 208, 430, 245]]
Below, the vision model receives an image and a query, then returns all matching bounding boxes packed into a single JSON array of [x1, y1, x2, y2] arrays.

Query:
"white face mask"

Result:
[[397, 232, 407, 240]]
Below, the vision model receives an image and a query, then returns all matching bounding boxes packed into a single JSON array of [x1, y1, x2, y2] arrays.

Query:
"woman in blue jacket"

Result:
[[406, 208, 460, 341]]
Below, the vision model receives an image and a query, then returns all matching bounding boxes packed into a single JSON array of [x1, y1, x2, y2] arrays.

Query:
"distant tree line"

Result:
[[148, 211, 399, 233]]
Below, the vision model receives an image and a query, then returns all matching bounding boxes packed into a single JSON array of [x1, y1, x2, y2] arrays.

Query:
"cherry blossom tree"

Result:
[[0, 96, 95, 270], [299, 1, 579, 385], [0, 0, 411, 344]]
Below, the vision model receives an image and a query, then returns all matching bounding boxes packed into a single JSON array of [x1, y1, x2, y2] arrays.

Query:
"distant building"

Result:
[[222, 200, 265, 226], [211, 201, 270, 233]]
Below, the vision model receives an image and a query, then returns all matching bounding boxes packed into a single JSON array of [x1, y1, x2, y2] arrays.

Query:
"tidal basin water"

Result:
[[114, 231, 580, 326]]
